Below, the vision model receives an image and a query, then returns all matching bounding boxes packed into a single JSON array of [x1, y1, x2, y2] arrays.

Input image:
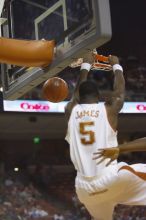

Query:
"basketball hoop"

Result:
[[69, 52, 112, 71], [91, 62, 112, 71]]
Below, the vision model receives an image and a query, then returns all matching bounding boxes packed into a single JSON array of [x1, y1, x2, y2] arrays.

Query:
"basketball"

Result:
[[42, 77, 69, 103]]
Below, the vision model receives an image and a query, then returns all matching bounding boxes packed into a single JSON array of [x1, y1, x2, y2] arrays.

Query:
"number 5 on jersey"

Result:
[[79, 121, 95, 145]]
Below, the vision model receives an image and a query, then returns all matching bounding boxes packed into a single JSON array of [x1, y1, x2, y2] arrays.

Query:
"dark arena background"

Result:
[[0, 0, 146, 219]]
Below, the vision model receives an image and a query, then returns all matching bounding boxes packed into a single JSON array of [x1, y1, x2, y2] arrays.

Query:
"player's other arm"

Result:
[[65, 69, 89, 119], [118, 137, 146, 153], [106, 55, 125, 114], [93, 137, 146, 166], [65, 52, 94, 119]]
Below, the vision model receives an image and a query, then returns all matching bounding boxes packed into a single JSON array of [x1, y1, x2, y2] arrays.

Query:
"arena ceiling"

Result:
[[99, 0, 146, 65]]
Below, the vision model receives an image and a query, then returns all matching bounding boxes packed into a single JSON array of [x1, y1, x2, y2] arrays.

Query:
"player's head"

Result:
[[79, 80, 100, 103]]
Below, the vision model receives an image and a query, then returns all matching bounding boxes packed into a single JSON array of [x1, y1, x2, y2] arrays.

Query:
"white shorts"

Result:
[[75, 162, 146, 220]]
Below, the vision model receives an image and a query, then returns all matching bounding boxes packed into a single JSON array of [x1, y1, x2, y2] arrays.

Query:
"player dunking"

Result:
[[65, 52, 125, 220]]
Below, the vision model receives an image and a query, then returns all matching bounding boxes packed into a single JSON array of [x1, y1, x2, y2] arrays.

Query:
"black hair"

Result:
[[79, 80, 99, 99]]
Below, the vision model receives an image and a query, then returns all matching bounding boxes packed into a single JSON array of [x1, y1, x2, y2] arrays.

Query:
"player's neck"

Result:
[[79, 97, 99, 104]]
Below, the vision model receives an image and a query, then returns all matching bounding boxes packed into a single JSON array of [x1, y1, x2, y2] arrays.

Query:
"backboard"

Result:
[[1, 0, 112, 100]]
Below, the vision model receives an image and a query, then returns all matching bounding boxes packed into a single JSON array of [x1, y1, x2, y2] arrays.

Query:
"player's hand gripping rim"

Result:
[[93, 147, 120, 166]]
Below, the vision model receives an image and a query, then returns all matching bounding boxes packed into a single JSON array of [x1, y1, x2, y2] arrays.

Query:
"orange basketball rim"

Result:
[[70, 52, 112, 71]]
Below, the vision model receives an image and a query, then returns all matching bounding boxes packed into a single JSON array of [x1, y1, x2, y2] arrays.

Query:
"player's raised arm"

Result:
[[106, 55, 125, 113], [65, 52, 94, 119], [93, 137, 146, 166]]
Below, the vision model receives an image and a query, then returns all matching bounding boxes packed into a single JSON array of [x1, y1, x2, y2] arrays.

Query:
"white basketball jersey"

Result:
[[66, 103, 118, 177]]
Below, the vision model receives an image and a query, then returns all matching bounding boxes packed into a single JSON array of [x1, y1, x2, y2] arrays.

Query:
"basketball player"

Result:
[[93, 137, 146, 165], [66, 52, 146, 220], [65, 52, 126, 220]]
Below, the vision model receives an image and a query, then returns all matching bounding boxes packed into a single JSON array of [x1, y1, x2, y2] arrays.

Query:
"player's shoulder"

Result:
[[65, 101, 79, 121]]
